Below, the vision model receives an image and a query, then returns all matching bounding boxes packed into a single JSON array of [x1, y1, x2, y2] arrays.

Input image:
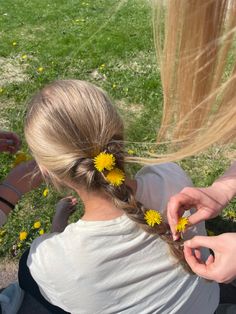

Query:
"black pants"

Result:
[[18, 249, 70, 314]]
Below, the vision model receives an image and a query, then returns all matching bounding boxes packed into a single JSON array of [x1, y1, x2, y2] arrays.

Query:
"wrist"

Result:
[[0, 183, 21, 215], [210, 181, 235, 210]]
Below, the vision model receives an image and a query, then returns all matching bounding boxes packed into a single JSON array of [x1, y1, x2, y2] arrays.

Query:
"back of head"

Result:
[[25, 80, 124, 189], [25, 79, 192, 273]]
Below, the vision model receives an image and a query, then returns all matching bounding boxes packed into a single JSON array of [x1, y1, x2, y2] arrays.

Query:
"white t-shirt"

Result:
[[27, 163, 219, 314]]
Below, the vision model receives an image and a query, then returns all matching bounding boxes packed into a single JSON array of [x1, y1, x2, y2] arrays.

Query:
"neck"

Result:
[[75, 178, 137, 221]]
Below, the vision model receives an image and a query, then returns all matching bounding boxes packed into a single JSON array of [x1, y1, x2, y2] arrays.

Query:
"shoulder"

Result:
[[136, 162, 192, 188], [135, 163, 192, 212], [27, 228, 78, 305], [136, 162, 192, 184], [27, 233, 61, 277]]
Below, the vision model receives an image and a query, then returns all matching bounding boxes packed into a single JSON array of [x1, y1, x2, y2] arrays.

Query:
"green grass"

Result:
[[0, 0, 235, 259]]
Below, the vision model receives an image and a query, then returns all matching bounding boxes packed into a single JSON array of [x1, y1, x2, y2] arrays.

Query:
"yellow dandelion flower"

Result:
[[112, 84, 117, 89], [33, 221, 41, 229], [106, 168, 125, 186], [0, 88, 4, 94], [13, 152, 29, 167], [17, 243, 22, 248], [99, 64, 105, 70], [21, 54, 27, 60], [127, 149, 135, 155], [19, 231, 28, 241], [37, 67, 44, 73], [144, 210, 162, 227], [94, 152, 115, 172], [12, 42, 17, 46], [207, 229, 215, 236], [176, 217, 189, 232], [226, 210, 236, 220], [0, 229, 6, 236], [39, 229, 44, 235], [43, 188, 49, 197]]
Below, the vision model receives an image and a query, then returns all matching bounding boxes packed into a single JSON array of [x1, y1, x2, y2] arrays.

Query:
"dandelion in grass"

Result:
[[39, 229, 44, 235], [43, 188, 49, 197], [19, 231, 28, 241], [33, 221, 41, 229], [127, 149, 135, 155], [13, 152, 29, 167], [12, 42, 17, 46], [37, 67, 44, 73], [226, 210, 236, 220], [21, 54, 27, 60], [106, 168, 125, 186], [0, 229, 6, 236], [0, 88, 4, 94], [176, 217, 189, 232], [112, 84, 117, 89], [145, 210, 162, 227], [207, 229, 215, 236], [94, 152, 115, 172], [99, 64, 105, 70]]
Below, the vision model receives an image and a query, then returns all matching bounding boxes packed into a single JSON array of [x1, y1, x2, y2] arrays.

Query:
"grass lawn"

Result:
[[0, 0, 236, 259]]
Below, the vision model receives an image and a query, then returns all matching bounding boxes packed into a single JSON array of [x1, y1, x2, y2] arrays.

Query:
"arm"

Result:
[[51, 197, 77, 233], [0, 160, 42, 226], [211, 161, 236, 206]]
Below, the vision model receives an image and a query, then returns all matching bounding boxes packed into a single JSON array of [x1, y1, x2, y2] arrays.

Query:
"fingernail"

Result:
[[173, 234, 178, 241]]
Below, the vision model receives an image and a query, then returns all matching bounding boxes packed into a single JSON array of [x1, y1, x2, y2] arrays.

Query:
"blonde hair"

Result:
[[25, 79, 191, 273], [128, 0, 236, 164]]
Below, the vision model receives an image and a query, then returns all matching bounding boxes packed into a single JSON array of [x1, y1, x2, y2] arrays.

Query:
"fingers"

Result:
[[167, 192, 192, 240], [0, 132, 21, 153], [0, 139, 17, 153], [183, 245, 210, 279], [59, 196, 78, 207], [184, 235, 217, 251], [205, 254, 214, 266], [187, 210, 212, 226]]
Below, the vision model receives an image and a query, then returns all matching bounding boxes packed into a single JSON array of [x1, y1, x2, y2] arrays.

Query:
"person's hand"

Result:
[[3, 160, 43, 194], [167, 186, 226, 240], [51, 197, 78, 233], [0, 131, 21, 153], [184, 233, 236, 283]]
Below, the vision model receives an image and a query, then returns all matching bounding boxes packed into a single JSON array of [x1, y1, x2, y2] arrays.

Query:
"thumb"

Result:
[[184, 235, 217, 250]]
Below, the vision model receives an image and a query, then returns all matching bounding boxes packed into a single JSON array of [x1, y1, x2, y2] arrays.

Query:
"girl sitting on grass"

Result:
[[18, 79, 219, 314]]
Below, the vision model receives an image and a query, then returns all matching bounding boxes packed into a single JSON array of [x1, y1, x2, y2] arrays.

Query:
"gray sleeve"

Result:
[[0, 209, 7, 227]]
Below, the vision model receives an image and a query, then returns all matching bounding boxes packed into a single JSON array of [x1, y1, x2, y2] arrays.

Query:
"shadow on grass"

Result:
[[206, 216, 236, 235]]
